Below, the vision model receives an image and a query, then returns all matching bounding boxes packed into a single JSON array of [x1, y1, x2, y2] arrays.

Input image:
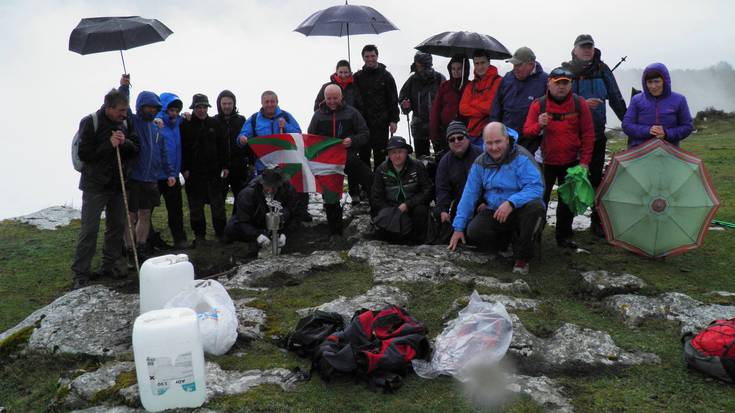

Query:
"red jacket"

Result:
[[429, 79, 465, 142], [523, 93, 595, 166], [459, 66, 502, 137]]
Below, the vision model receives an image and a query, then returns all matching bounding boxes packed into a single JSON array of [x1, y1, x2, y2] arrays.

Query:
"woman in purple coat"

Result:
[[623, 63, 692, 148]]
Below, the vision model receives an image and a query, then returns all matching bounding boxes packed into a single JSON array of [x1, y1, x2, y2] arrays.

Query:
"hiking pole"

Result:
[[611, 56, 627, 72], [116, 146, 140, 273], [405, 113, 413, 149]]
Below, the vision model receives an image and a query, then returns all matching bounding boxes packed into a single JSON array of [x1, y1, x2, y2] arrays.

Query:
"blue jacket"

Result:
[[563, 48, 627, 131], [122, 87, 173, 183], [452, 141, 544, 232], [622, 63, 692, 148], [489, 63, 548, 133], [156, 93, 184, 178], [237, 106, 301, 173]]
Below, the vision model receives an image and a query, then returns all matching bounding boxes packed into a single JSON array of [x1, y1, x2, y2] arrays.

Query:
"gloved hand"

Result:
[[256, 234, 271, 247], [278, 233, 286, 248]]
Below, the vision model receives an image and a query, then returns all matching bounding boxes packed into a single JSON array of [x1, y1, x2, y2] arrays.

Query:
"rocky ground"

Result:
[[3, 195, 734, 413]]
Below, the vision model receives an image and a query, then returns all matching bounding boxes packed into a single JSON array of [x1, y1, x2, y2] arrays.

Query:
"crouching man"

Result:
[[448, 122, 545, 274], [371, 136, 433, 244], [224, 168, 298, 252]]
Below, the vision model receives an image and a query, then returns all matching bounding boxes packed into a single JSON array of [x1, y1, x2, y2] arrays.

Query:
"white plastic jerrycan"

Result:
[[140, 254, 195, 314], [133, 307, 206, 412]]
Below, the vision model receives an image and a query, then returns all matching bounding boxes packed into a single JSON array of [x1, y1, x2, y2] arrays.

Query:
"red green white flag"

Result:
[[248, 133, 346, 203]]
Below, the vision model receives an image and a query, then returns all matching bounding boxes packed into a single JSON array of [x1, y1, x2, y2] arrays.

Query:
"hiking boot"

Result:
[[556, 238, 579, 249], [190, 237, 207, 249], [300, 213, 313, 223], [126, 248, 136, 271], [136, 243, 150, 263], [512, 260, 529, 274], [96, 266, 126, 279], [72, 276, 90, 289], [172, 239, 188, 250]]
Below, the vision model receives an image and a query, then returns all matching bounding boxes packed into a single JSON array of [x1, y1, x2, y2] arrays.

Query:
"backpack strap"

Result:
[[539, 95, 546, 114], [91, 112, 99, 132], [250, 112, 258, 137]]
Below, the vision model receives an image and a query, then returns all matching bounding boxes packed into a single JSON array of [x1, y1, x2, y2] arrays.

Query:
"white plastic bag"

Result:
[[413, 290, 513, 381], [164, 280, 238, 356]]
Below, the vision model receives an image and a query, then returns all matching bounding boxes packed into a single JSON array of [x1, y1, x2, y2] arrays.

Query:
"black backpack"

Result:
[[286, 310, 345, 359]]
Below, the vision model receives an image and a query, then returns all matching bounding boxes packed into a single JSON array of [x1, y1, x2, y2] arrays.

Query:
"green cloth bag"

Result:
[[557, 165, 595, 216]]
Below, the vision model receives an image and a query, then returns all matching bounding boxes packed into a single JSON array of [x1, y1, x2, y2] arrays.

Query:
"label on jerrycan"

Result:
[[146, 351, 197, 395]]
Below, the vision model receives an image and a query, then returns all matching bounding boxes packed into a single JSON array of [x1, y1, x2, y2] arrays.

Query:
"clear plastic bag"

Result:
[[164, 280, 238, 356], [413, 291, 513, 381]]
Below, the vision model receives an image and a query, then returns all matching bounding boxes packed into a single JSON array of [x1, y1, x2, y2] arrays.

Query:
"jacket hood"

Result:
[[159, 92, 182, 111], [136, 91, 162, 119], [216, 90, 238, 116], [641, 62, 672, 99]]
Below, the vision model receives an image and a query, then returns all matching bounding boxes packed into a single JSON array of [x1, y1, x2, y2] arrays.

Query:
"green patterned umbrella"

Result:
[[596, 139, 720, 257]]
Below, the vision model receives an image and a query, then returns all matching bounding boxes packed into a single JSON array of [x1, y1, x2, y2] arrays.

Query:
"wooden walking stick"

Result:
[[116, 145, 140, 273]]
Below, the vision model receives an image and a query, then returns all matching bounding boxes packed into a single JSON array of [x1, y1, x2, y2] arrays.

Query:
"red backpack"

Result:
[[312, 305, 430, 392], [683, 318, 735, 382]]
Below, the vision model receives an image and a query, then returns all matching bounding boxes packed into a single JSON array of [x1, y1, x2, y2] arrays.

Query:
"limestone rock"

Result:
[[65, 362, 135, 407], [506, 314, 659, 374], [348, 241, 529, 292], [605, 292, 735, 335], [297, 285, 409, 323], [13, 205, 81, 230], [443, 295, 540, 320], [0, 285, 137, 356], [581, 270, 647, 298], [234, 299, 267, 340], [222, 251, 344, 288], [345, 214, 375, 242], [121, 362, 306, 404], [506, 374, 574, 413]]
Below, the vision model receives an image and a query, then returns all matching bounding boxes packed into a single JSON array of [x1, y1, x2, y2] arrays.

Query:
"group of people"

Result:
[[71, 35, 693, 288]]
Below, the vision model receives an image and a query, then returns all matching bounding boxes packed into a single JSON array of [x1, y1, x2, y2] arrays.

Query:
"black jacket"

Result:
[[435, 145, 483, 215], [398, 69, 446, 124], [307, 102, 370, 157], [313, 75, 363, 112], [353, 63, 400, 127], [232, 177, 298, 228], [181, 115, 226, 176], [78, 108, 139, 192], [371, 157, 433, 211], [214, 113, 250, 174]]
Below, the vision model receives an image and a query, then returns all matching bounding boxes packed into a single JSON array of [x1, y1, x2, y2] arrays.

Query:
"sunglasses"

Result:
[[448, 135, 465, 143]]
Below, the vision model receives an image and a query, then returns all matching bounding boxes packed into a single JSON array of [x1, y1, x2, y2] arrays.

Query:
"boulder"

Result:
[[580, 271, 647, 298], [506, 374, 574, 413], [605, 292, 735, 335], [13, 205, 81, 230], [297, 285, 409, 323], [0, 285, 138, 356], [234, 299, 267, 341], [64, 361, 135, 408], [348, 241, 529, 292], [505, 314, 659, 375], [222, 251, 344, 288]]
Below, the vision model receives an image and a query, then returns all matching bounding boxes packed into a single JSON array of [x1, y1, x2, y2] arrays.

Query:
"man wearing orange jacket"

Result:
[[523, 67, 595, 249], [459, 50, 502, 146]]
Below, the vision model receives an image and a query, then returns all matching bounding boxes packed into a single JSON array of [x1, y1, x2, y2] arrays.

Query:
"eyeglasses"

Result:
[[448, 135, 465, 143]]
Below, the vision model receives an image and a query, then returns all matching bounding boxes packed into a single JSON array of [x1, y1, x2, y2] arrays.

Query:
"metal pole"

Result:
[[120, 50, 127, 74], [347, 24, 351, 65]]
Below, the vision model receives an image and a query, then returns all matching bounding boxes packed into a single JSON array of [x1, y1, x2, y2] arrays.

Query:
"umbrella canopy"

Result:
[[596, 139, 720, 257], [373, 207, 412, 237], [415, 31, 511, 59], [69, 16, 173, 72], [294, 2, 398, 63]]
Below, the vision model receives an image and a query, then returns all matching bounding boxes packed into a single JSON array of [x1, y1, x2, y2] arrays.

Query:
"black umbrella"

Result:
[[69, 16, 173, 73], [294, 1, 398, 63], [415, 31, 511, 60], [373, 207, 412, 237]]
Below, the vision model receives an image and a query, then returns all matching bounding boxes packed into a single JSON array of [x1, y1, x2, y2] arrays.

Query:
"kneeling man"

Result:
[[448, 122, 545, 274]]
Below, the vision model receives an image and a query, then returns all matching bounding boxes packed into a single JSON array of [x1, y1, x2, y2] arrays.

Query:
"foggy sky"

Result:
[[1, 0, 733, 219]]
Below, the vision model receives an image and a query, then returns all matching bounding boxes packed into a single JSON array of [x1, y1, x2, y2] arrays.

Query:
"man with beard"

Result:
[[399, 52, 446, 156], [214, 90, 250, 216], [353, 44, 399, 169], [562, 34, 627, 238]]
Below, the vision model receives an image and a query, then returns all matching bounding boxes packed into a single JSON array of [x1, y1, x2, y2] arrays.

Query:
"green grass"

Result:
[[1, 119, 734, 412]]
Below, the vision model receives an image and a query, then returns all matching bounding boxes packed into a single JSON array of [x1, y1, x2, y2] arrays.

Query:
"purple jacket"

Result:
[[622, 63, 692, 148]]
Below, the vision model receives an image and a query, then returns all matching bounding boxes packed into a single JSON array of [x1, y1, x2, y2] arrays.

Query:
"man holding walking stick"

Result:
[[71, 88, 139, 289]]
